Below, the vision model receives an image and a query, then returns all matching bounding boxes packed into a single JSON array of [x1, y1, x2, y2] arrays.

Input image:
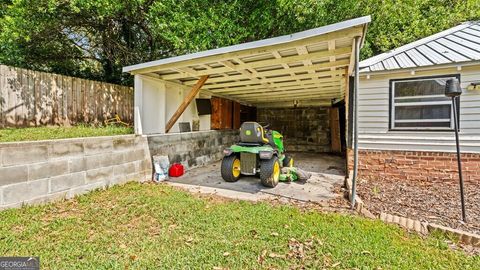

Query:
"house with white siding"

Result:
[[353, 21, 480, 182]]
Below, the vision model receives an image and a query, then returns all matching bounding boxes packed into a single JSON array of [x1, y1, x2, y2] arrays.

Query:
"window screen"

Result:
[[390, 76, 459, 130]]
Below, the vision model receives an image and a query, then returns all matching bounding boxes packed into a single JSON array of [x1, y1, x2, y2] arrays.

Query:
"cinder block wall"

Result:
[[0, 135, 152, 209], [347, 149, 480, 182], [147, 130, 239, 170], [257, 107, 331, 152]]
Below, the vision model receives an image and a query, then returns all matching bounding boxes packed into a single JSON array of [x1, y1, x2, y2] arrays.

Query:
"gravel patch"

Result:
[[357, 178, 480, 235]]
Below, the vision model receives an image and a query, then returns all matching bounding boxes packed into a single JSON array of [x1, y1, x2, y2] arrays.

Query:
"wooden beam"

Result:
[[209, 78, 343, 94], [202, 74, 342, 91], [246, 94, 343, 102], [240, 94, 341, 102], [271, 50, 299, 82], [173, 67, 199, 77], [255, 99, 332, 107], [241, 88, 344, 98], [231, 86, 342, 98], [348, 38, 358, 75], [226, 82, 341, 97], [296, 46, 314, 75], [328, 40, 337, 78], [219, 60, 278, 91], [187, 69, 345, 89], [165, 75, 209, 133]]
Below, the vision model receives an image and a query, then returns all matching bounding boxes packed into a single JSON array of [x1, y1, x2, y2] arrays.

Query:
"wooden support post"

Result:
[[165, 75, 209, 133]]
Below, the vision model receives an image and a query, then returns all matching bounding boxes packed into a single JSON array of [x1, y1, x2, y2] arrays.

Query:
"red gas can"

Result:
[[169, 163, 184, 177]]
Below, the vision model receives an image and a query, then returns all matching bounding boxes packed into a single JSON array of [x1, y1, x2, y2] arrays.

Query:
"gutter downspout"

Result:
[[351, 36, 361, 209]]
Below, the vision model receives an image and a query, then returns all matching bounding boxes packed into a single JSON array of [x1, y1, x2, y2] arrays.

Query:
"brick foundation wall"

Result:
[[347, 149, 480, 182], [257, 107, 330, 152], [0, 135, 152, 210], [147, 130, 239, 170]]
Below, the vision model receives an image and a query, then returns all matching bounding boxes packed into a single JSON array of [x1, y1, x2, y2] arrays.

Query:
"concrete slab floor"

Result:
[[166, 152, 345, 204]]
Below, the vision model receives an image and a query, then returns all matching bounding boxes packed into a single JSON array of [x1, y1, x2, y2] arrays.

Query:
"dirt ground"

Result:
[[357, 178, 480, 235]]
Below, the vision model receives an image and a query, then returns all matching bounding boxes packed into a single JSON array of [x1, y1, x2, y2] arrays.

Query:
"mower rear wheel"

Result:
[[260, 156, 280, 188], [221, 155, 241, 182]]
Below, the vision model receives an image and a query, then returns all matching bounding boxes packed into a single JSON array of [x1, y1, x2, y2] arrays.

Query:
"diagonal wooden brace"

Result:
[[165, 75, 209, 133]]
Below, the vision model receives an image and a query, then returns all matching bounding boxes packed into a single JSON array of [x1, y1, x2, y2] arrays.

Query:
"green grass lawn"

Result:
[[0, 183, 478, 269], [0, 125, 133, 142]]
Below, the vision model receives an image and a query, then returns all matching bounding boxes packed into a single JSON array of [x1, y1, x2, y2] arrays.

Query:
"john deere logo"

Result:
[[245, 130, 251, 135]]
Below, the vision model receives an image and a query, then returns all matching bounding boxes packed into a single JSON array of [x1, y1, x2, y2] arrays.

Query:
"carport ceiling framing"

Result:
[[123, 16, 370, 108]]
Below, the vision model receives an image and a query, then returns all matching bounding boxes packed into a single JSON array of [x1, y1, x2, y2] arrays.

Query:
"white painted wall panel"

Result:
[[358, 67, 480, 153], [140, 76, 165, 134], [136, 75, 212, 135]]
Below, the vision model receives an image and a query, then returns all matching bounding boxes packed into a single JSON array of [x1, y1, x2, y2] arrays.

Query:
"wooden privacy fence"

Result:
[[0, 65, 133, 127]]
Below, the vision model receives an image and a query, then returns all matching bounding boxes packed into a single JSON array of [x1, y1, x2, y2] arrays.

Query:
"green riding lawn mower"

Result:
[[221, 122, 294, 188]]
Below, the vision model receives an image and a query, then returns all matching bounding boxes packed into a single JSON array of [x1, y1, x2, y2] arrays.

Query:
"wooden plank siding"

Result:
[[0, 65, 133, 127], [358, 65, 480, 153]]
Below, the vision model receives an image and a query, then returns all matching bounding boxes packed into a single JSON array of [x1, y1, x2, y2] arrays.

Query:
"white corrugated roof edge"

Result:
[[359, 21, 480, 72], [122, 16, 371, 73]]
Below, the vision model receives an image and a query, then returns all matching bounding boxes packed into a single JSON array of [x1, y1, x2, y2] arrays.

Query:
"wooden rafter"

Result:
[[223, 82, 341, 96], [244, 94, 343, 102], [296, 46, 314, 75], [328, 40, 337, 78], [240, 87, 343, 97], [185, 68, 345, 87], [233, 88, 342, 99], [210, 82, 341, 95], [186, 59, 348, 87], [256, 98, 332, 104], [161, 48, 351, 80], [219, 59, 277, 91], [165, 75, 209, 133], [271, 50, 299, 82], [256, 102, 331, 108], [203, 74, 342, 91]]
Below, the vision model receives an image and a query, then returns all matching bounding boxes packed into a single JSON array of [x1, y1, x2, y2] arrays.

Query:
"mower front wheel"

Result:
[[260, 156, 280, 188], [221, 155, 241, 182], [283, 155, 294, 167]]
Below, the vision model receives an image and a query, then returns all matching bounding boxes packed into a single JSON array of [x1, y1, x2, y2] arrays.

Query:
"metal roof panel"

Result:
[[382, 57, 400, 70], [416, 44, 451, 64], [360, 21, 480, 72], [394, 53, 416, 68], [437, 37, 480, 60], [426, 40, 470, 62], [404, 49, 432, 66], [446, 35, 480, 53]]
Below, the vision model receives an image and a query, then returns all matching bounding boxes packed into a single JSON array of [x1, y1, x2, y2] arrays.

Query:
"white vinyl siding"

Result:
[[358, 67, 480, 153]]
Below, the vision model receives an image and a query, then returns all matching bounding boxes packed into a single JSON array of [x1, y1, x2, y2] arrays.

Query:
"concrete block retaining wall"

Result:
[[0, 135, 152, 209], [147, 130, 239, 170], [257, 107, 331, 152]]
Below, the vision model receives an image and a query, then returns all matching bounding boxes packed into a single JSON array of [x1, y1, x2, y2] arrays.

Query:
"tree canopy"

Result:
[[0, 0, 478, 85]]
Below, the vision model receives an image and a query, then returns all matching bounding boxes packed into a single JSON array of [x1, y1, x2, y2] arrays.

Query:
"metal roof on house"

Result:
[[360, 21, 480, 73]]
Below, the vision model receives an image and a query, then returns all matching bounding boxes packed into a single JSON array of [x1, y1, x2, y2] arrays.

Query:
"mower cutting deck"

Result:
[[221, 122, 293, 187]]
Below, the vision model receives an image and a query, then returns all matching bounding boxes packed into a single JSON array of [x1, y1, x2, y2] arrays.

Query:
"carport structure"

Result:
[[123, 16, 371, 206]]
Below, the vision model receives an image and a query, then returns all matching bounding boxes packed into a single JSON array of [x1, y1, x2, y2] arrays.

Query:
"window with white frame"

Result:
[[390, 75, 460, 130]]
